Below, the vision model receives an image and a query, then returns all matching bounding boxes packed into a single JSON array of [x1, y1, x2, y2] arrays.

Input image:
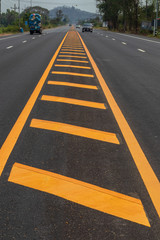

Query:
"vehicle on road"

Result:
[[76, 24, 81, 28], [29, 13, 42, 35], [82, 23, 93, 32]]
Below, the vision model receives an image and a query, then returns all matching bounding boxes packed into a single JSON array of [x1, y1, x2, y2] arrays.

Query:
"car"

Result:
[[82, 23, 93, 32], [76, 24, 81, 28]]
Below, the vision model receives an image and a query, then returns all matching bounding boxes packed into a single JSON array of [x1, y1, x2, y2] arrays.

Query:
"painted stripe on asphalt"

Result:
[[61, 49, 85, 52], [6, 46, 13, 49], [138, 49, 146, 53], [52, 71, 94, 78], [0, 32, 69, 176], [8, 162, 150, 227], [60, 52, 86, 55], [47, 81, 98, 90], [41, 95, 106, 109], [116, 32, 160, 44], [54, 64, 91, 69], [59, 55, 87, 59], [30, 119, 120, 144], [78, 32, 160, 219], [56, 59, 89, 63]]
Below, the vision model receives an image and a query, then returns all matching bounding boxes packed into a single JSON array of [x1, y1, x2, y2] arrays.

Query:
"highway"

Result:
[[0, 26, 160, 239]]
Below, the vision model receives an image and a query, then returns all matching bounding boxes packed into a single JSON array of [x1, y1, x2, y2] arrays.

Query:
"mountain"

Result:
[[49, 6, 97, 23]]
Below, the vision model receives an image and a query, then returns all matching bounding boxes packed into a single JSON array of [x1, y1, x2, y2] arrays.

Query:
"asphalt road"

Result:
[[0, 26, 160, 239]]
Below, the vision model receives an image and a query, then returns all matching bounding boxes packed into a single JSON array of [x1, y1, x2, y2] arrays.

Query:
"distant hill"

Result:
[[49, 6, 97, 23]]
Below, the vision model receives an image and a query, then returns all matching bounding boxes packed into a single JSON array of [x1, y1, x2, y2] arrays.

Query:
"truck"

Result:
[[29, 13, 42, 35]]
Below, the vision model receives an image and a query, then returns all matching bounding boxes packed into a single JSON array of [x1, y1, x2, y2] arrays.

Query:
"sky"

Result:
[[1, 0, 97, 14]]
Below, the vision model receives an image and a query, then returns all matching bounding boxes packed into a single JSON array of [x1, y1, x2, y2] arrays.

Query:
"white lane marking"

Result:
[[22, 40, 27, 43], [116, 32, 160, 44], [112, 38, 115, 40], [0, 34, 27, 41], [6, 46, 13, 49], [138, 49, 146, 53], [122, 42, 127, 45]]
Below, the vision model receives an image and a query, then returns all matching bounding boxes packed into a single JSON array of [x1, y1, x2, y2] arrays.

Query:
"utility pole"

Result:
[[154, 0, 159, 36], [30, 0, 32, 7], [0, 0, 2, 27], [0, 0, 1, 15], [18, 0, 20, 28]]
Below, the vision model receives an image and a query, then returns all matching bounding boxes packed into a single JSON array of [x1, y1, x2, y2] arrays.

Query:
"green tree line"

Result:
[[0, 7, 68, 33], [97, 0, 156, 32]]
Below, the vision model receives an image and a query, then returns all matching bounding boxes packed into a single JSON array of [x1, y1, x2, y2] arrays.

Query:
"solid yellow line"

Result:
[[54, 64, 91, 69], [0, 33, 68, 176], [47, 81, 98, 90], [59, 55, 87, 59], [60, 52, 86, 55], [41, 95, 106, 109], [56, 59, 89, 63], [78, 32, 160, 218], [30, 119, 120, 144], [9, 163, 150, 227], [52, 71, 94, 78]]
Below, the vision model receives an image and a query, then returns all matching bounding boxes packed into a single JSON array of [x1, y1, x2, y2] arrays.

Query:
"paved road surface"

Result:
[[0, 26, 160, 239]]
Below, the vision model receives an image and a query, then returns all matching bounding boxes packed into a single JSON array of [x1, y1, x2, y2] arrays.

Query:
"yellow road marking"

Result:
[[60, 52, 86, 55], [54, 64, 91, 69], [0, 33, 69, 176], [62, 47, 84, 50], [52, 71, 94, 78], [59, 55, 87, 59], [56, 59, 89, 63], [47, 81, 98, 90], [41, 95, 106, 109], [9, 163, 150, 227], [78, 32, 160, 218], [30, 119, 120, 144], [61, 49, 85, 52]]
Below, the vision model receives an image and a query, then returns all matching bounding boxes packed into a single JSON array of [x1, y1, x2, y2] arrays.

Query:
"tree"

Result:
[[56, 10, 64, 22]]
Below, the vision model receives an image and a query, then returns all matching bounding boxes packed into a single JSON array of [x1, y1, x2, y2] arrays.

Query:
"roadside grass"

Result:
[[0, 23, 64, 35]]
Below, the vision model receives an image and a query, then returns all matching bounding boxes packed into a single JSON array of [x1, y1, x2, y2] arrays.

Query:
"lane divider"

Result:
[[41, 95, 106, 109], [77, 32, 160, 218], [0, 32, 68, 176], [61, 49, 85, 52], [30, 119, 120, 144]]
